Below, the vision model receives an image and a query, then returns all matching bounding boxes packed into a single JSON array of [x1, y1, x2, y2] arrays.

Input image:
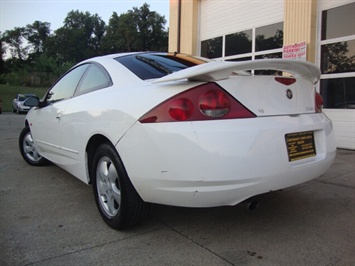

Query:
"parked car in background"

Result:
[[19, 52, 336, 230], [12, 94, 37, 114]]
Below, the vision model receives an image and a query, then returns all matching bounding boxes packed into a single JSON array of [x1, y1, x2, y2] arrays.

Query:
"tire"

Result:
[[19, 126, 48, 166], [92, 143, 149, 229]]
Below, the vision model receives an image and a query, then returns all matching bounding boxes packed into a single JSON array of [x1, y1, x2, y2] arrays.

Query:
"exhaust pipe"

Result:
[[241, 199, 259, 210]]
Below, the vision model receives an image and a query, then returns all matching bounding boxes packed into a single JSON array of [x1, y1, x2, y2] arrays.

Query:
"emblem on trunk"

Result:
[[286, 89, 293, 99]]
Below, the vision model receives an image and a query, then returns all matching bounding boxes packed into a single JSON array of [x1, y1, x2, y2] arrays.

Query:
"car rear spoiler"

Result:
[[152, 59, 321, 84]]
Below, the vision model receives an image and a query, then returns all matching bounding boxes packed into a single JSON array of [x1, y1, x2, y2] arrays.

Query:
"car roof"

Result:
[[83, 52, 150, 62]]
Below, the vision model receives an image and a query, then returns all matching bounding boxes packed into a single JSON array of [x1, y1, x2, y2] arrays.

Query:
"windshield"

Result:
[[115, 53, 208, 80]]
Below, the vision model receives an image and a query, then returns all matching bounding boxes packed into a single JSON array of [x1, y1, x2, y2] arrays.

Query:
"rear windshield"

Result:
[[19, 94, 34, 101], [115, 53, 206, 80]]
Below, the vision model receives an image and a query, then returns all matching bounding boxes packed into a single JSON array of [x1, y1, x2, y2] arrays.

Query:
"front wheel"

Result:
[[92, 143, 149, 230], [19, 126, 48, 166]]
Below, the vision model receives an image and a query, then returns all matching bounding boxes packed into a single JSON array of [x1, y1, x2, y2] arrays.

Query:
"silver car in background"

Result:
[[12, 94, 37, 114]]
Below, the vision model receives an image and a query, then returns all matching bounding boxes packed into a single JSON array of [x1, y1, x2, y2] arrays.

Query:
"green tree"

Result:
[[1, 3, 168, 86], [0, 32, 5, 75], [25, 21, 51, 55], [47, 10, 106, 64], [132, 3, 168, 51], [2, 27, 28, 60], [102, 3, 168, 53], [102, 12, 137, 53]]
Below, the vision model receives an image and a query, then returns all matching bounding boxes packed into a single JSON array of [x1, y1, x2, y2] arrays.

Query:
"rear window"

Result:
[[19, 94, 35, 101], [115, 53, 206, 80]]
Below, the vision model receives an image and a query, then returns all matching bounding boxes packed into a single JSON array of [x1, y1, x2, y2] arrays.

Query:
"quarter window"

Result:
[[75, 64, 112, 96]]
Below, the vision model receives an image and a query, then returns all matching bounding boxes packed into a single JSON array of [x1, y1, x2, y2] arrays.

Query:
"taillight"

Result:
[[315, 91, 323, 113], [199, 90, 230, 117], [139, 83, 255, 123], [169, 98, 194, 121]]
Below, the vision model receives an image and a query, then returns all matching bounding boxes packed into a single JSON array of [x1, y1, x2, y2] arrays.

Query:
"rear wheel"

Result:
[[92, 143, 149, 229], [19, 126, 48, 166]]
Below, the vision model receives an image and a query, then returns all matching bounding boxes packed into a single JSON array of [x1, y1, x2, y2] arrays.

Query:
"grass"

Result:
[[0, 84, 49, 112]]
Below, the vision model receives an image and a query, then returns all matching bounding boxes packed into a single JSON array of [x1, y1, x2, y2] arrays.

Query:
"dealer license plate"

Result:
[[285, 131, 316, 162]]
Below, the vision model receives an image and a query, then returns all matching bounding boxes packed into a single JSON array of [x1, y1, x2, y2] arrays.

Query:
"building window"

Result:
[[225, 30, 252, 56], [321, 40, 355, 74], [201, 37, 223, 59], [255, 52, 282, 60], [319, 2, 355, 109], [321, 3, 355, 40], [255, 22, 283, 52], [226, 57, 252, 62], [200, 22, 283, 67], [320, 77, 355, 109]]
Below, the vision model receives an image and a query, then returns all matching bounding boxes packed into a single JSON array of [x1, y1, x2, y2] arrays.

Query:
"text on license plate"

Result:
[[285, 131, 316, 162]]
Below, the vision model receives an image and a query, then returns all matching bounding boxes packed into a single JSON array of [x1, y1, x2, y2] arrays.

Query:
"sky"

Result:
[[0, 0, 170, 34]]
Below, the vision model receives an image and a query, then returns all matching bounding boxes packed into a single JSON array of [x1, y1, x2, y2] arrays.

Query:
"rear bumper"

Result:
[[117, 113, 336, 207]]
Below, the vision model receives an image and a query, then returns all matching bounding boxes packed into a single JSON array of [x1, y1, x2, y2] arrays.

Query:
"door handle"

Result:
[[56, 112, 63, 121]]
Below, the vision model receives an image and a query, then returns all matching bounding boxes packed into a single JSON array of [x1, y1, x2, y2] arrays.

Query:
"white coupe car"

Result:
[[19, 52, 336, 229]]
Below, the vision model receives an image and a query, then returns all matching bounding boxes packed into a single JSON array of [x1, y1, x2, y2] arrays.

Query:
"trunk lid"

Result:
[[217, 76, 315, 117]]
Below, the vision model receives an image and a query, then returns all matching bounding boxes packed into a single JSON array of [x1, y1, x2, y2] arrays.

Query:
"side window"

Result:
[[75, 64, 112, 96], [46, 64, 89, 104]]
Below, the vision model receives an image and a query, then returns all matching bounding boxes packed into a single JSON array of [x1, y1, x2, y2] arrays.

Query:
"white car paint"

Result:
[[118, 113, 335, 207], [218, 76, 315, 117], [25, 53, 336, 208]]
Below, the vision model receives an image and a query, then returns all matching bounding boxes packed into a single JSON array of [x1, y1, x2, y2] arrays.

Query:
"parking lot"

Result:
[[0, 113, 354, 265]]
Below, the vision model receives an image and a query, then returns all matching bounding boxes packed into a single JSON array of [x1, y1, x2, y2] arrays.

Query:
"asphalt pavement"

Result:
[[0, 113, 354, 266]]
